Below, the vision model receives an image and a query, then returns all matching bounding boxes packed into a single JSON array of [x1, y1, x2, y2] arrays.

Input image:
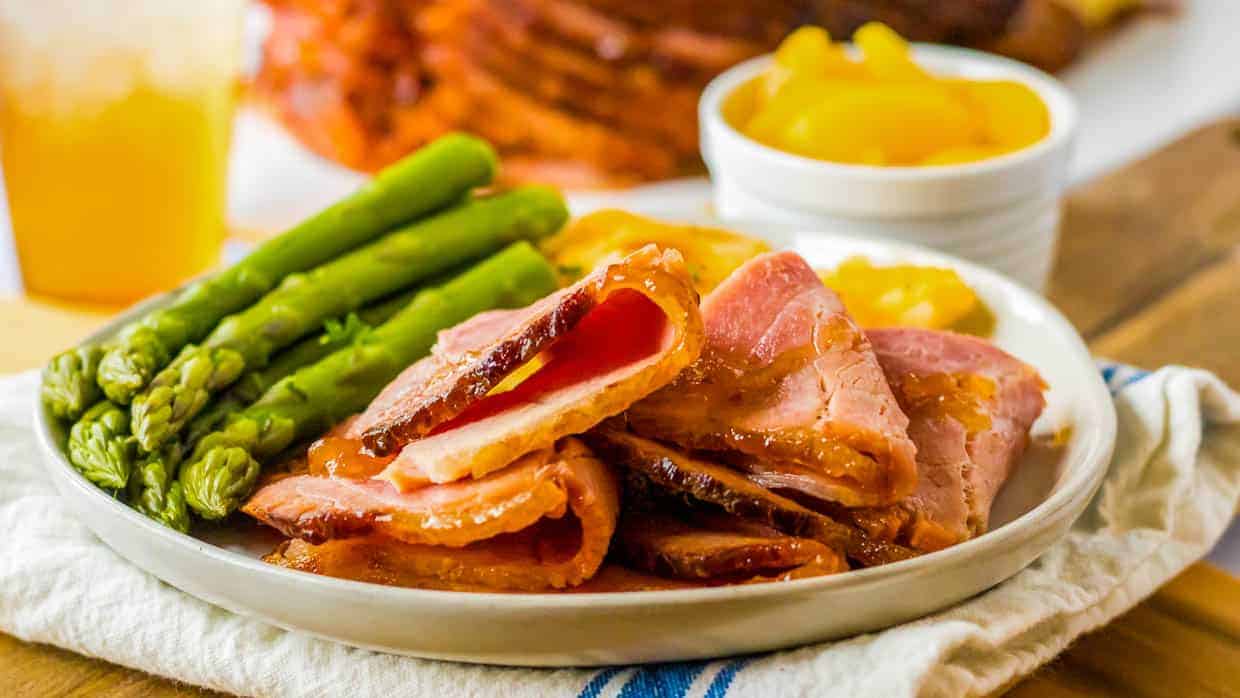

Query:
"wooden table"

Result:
[[3, 121, 1240, 697]]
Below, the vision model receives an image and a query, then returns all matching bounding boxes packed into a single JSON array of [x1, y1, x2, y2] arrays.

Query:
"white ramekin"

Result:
[[700, 45, 1078, 290]]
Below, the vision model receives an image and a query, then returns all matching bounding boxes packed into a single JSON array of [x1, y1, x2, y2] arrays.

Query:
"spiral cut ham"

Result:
[[251, 438, 620, 591], [862, 328, 1047, 552], [256, 0, 1086, 184], [627, 250, 918, 508], [349, 245, 702, 490]]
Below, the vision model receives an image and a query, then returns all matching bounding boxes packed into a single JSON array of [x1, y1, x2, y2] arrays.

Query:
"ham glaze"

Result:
[[627, 251, 917, 508], [617, 512, 846, 580], [349, 245, 703, 489], [585, 427, 915, 568], [251, 438, 620, 591], [867, 328, 1046, 551]]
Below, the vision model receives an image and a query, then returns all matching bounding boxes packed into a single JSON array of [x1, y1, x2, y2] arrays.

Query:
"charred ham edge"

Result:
[[585, 427, 915, 567], [626, 250, 918, 508], [617, 511, 846, 580], [257, 438, 621, 592], [867, 328, 1047, 550], [350, 244, 701, 489]]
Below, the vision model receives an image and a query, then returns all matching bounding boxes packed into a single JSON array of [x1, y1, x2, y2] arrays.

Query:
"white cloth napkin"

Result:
[[3, 363, 1239, 698]]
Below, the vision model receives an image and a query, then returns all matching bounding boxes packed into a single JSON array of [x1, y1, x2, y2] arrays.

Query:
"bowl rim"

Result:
[[699, 43, 1079, 182], [36, 231, 1115, 611]]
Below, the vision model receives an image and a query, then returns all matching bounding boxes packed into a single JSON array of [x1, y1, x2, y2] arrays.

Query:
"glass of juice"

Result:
[[0, 1, 243, 305]]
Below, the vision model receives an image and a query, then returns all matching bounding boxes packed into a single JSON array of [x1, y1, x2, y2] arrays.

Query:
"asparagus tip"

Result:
[[41, 346, 103, 420], [181, 445, 260, 520]]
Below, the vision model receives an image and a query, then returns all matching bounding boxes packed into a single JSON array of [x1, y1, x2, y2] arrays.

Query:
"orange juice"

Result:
[[0, 2, 242, 305]]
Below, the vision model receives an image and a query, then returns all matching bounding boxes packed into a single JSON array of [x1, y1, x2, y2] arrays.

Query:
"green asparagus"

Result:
[[179, 241, 559, 519], [184, 288, 419, 447], [67, 401, 134, 489], [42, 343, 105, 420], [130, 292, 419, 532], [132, 186, 568, 452], [95, 133, 497, 405], [127, 444, 190, 533]]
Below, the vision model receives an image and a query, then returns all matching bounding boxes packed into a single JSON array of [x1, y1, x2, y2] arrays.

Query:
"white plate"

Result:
[[35, 232, 1116, 666]]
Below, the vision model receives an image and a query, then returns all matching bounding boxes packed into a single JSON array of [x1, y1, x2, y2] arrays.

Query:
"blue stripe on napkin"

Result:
[[1098, 361, 1150, 394], [577, 659, 749, 698], [703, 659, 750, 698], [578, 667, 626, 698], [616, 662, 709, 698]]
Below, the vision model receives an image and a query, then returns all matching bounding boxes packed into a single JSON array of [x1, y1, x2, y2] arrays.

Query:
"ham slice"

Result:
[[585, 428, 915, 567], [627, 250, 917, 508], [346, 245, 702, 489], [617, 512, 846, 580], [250, 438, 620, 591], [866, 328, 1046, 551]]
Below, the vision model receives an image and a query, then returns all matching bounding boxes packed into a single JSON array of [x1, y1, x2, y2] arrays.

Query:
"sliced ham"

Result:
[[585, 428, 915, 567], [867, 328, 1046, 550], [627, 250, 917, 508], [617, 512, 846, 580], [343, 244, 702, 490], [251, 438, 619, 591]]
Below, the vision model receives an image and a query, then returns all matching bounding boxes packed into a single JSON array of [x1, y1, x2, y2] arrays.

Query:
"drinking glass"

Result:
[[0, 0, 244, 305]]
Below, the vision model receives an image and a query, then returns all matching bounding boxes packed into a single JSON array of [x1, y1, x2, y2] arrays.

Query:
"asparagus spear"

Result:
[[130, 281, 421, 532], [95, 133, 497, 405], [184, 288, 418, 447], [132, 186, 568, 452], [127, 444, 190, 533], [180, 241, 559, 519], [42, 343, 105, 420], [66, 401, 135, 490]]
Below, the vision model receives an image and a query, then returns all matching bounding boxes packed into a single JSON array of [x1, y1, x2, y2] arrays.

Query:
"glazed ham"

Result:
[[249, 438, 620, 591], [617, 512, 847, 580], [627, 251, 917, 508], [585, 428, 915, 567], [866, 328, 1046, 551], [343, 245, 702, 490]]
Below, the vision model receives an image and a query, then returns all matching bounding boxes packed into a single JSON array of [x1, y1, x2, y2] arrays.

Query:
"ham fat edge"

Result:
[[352, 244, 703, 489], [249, 439, 621, 591]]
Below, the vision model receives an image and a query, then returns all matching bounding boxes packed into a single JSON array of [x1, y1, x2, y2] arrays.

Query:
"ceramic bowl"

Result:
[[699, 46, 1078, 290]]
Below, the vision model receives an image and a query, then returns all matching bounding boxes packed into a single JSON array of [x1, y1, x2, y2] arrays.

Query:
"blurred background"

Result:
[[3, 0, 1240, 301]]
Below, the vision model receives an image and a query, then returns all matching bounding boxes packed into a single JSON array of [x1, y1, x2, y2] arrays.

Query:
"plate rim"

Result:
[[35, 230, 1117, 611]]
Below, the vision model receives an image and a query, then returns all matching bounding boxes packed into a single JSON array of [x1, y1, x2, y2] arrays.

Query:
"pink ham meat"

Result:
[[866, 328, 1046, 551], [616, 512, 847, 581], [246, 438, 621, 591], [347, 244, 703, 490], [626, 250, 917, 508]]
